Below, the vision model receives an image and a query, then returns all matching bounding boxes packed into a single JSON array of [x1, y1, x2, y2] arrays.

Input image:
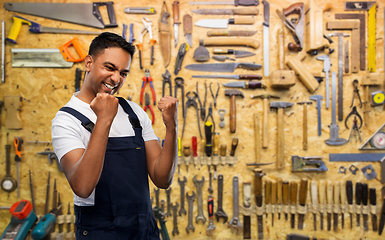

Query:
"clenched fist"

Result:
[[90, 93, 119, 125], [157, 96, 178, 128]]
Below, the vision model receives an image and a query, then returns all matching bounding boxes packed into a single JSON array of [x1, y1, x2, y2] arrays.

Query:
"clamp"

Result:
[[350, 79, 362, 108], [143, 93, 155, 124], [140, 69, 156, 106], [210, 82, 220, 108], [162, 69, 172, 97], [174, 77, 185, 116], [181, 91, 202, 139], [345, 106, 362, 129], [136, 17, 156, 69]]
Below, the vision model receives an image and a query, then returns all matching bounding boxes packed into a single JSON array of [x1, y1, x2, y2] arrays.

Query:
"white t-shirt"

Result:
[[51, 93, 157, 206]]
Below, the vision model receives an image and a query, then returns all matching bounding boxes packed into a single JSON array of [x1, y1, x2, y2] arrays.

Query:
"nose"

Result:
[[111, 70, 121, 85]]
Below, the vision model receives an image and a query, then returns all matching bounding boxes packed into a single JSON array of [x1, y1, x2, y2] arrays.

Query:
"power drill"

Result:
[[0, 200, 37, 240], [31, 207, 60, 240]]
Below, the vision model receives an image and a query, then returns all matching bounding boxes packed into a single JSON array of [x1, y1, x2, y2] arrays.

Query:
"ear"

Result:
[[84, 55, 93, 72]]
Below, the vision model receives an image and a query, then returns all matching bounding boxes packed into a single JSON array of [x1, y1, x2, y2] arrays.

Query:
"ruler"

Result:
[[368, 3, 376, 72]]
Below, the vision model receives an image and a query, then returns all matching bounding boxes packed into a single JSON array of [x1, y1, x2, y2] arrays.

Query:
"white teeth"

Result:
[[104, 83, 115, 90]]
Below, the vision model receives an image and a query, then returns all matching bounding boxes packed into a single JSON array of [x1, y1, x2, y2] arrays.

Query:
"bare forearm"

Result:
[[67, 121, 111, 197], [152, 127, 177, 188]]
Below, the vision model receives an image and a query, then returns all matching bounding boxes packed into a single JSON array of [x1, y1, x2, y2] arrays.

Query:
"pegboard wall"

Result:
[[0, 0, 385, 239]]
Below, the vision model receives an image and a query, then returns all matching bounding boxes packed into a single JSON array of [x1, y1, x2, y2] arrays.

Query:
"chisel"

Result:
[[319, 180, 326, 230], [277, 178, 283, 220], [254, 169, 265, 240], [326, 180, 333, 231], [265, 180, 272, 219], [379, 187, 385, 235], [369, 188, 378, 232], [282, 181, 290, 221], [362, 183, 369, 231], [346, 180, 354, 229], [311, 181, 318, 231], [356, 182, 363, 227], [271, 180, 277, 226], [333, 181, 340, 231], [340, 181, 347, 229], [290, 181, 298, 229], [297, 178, 308, 230]]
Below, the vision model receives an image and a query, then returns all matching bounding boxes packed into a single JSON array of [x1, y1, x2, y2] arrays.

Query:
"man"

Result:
[[51, 32, 178, 239]]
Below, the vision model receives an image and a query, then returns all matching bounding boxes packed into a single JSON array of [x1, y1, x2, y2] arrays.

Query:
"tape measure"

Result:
[[369, 132, 385, 149], [371, 90, 385, 106], [368, 3, 376, 72]]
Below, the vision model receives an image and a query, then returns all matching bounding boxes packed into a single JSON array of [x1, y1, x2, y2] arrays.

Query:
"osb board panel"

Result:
[[0, 0, 384, 239]]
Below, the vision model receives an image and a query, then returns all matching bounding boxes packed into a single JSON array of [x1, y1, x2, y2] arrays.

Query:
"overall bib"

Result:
[[60, 97, 159, 240]]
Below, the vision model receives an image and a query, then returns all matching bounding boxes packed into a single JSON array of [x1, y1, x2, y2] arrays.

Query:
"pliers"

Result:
[[162, 69, 172, 97], [210, 82, 220, 108], [140, 69, 156, 106], [143, 93, 155, 125], [136, 17, 156, 69]]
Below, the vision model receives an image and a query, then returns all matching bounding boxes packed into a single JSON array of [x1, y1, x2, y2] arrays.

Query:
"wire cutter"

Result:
[[143, 93, 155, 125], [140, 69, 156, 106], [136, 17, 156, 69], [182, 91, 202, 139]]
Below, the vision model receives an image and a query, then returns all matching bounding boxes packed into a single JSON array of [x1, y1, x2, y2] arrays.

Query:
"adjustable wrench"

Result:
[[215, 174, 228, 223], [186, 191, 196, 233], [165, 187, 172, 217], [171, 202, 179, 236], [193, 175, 206, 224], [178, 176, 187, 216], [228, 176, 243, 234]]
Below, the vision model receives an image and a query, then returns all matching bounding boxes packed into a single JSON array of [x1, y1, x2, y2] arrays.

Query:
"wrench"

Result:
[[228, 176, 243, 234], [215, 174, 228, 223], [171, 202, 179, 236], [206, 194, 216, 236], [193, 175, 206, 224], [165, 187, 172, 217], [154, 187, 160, 207], [178, 176, 187, 216], [186, 191, 196, 234]]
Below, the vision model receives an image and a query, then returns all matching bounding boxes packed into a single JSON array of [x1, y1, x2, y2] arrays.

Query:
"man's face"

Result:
[[85, 47, 131, 96]]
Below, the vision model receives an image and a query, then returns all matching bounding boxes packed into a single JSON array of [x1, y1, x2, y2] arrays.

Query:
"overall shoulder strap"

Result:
[[59, 107, 95, 133], [117, 97, 142, 130]]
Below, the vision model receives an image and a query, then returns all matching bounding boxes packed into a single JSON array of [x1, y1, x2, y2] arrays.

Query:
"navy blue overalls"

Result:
[[60, 97, 159, 240]]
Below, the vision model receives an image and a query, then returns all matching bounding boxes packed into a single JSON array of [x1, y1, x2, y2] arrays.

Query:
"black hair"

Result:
[[88, 32, 135, 59]]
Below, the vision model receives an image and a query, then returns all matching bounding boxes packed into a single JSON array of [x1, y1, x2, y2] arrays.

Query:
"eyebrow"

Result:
[[104, 61, 130, 73]]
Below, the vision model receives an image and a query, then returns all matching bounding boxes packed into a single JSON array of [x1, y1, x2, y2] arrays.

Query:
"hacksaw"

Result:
[[4, 2, 118, 29]]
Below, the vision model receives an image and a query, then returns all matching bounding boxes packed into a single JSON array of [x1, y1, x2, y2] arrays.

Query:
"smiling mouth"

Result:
[[103, 82, 118, 90]]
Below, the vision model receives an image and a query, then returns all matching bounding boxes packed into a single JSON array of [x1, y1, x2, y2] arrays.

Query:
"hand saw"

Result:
[[4, 2, 118, 29]]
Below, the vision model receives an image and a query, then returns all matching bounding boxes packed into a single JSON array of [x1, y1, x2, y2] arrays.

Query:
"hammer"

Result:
[[297, 101, 312, 150], [225, 90, 244, 133], [270, 101, 294, 170], [251, 94, 280, 148]]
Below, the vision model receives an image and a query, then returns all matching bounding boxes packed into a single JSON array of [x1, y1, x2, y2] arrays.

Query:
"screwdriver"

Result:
[[14, 136, 23, 198], [192, 136, 198, 168], [205, 121, 213, 171], [212, 132, 220, 179]]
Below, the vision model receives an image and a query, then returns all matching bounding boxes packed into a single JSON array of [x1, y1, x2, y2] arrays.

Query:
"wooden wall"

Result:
[[0, 0, 385, 239]]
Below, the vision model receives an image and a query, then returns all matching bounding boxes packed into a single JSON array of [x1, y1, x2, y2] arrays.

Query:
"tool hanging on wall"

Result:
[[270, 28, 296, 89], [297, 101, 312, 150], [181, 91, 202, 139], [350, 79, 362, 108], [1, 133, 17, 193], [254, 169, 265, 239], [159, 2, 171, 68], [225, 90, 244, 133], [345, 41, 349, 73], [291, 156, 327, 172], [208, 30, 257, 37], [360, 122, 385, 150], [286, 54, 320, 93], [140, 69, 156, 106], [37, 149, 63, 172], [174, 43, 188, 75], [195, 17, 255, 29], [13, 136, 23, 198], [6, 15, 100, 44], [262, 0, 270, 77], [189, 0, 260, 6], [305, 0, 332, 55], [183, 14, 193, 47], [137, 18, 156, 69], [162, 70, 172, 97], [1, 20, 4, 84], [371, 90, 385, 106], [4, 96, 22, 130], [276, 2, 304, 52], [192, 8, 259, 15], [173, 1, 180, 48], [325, 72, 347, 146]]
